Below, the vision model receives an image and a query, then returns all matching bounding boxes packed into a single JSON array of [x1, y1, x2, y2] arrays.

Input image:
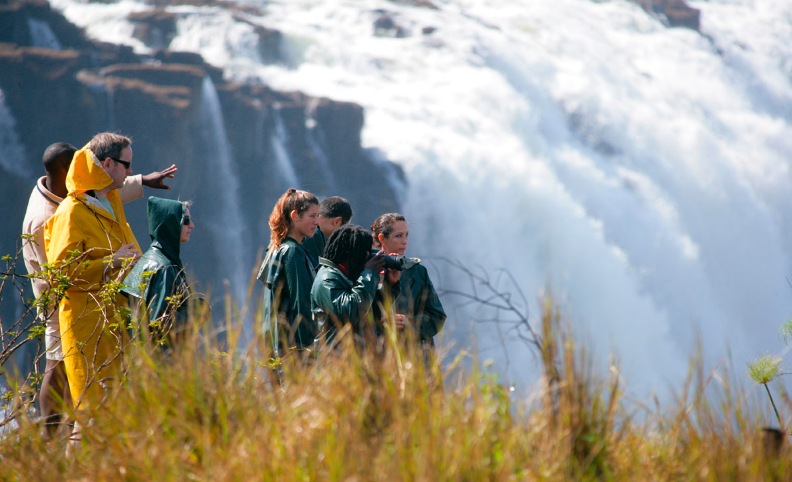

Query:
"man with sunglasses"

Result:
[[42, 132, 171, 443], [23, 137, 177, 435]]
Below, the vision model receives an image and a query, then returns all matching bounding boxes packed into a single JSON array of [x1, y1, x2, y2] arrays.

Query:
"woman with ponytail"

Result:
[[257, 189, 320, 358], [371, 213, 446, 351]]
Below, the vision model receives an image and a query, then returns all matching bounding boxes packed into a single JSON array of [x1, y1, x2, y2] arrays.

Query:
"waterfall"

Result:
[[305, 121, 339, 194], [0, 89, 30, 179], [270, 104, 300, 188], [224, 0, 792, 397], [26, 18, 61, 50], [196, 77, 247, 304], [49, 0, 792, 399], [106, 87, 115, 130], [305, 99, 339, 194]]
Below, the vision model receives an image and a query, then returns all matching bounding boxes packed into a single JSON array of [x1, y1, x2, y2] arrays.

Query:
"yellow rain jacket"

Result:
[[44, 148, 141, 410]]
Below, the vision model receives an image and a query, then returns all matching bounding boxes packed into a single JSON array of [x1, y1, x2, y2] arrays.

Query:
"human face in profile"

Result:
[[105, 145, 133, 190], [180, 207, 195, 243], [293, 204, 320, 241], [318, 214, 344, 238], [378, 220, 408, 256]]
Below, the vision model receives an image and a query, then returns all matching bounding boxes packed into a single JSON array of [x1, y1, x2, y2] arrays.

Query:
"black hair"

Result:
[[42, 142, 76, 175], [324, 225, 373, 280], [320, 196, 353, 224]]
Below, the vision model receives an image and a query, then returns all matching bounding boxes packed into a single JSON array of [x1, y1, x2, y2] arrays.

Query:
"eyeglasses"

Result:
[[182, 215, 191, 226], [109, 157, 132, 169]]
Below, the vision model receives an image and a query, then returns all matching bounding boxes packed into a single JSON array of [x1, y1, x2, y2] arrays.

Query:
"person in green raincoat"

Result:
[[371, 213, 447, 349], [122, 197, 199, 349], [310, 225, 387, 348], [257, 189, 320, 359]]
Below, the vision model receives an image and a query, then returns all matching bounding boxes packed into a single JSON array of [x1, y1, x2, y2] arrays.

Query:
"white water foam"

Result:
[[195, 77, 248, 304], [0, 89, 31, 179]]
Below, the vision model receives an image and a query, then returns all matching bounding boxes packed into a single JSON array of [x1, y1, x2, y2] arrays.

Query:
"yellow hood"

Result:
[[62, 147, 131, 248], [65, 147, 114, 195]]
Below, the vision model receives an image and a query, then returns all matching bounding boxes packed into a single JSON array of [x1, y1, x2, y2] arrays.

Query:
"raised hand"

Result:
[[141, 164, 178, 190]]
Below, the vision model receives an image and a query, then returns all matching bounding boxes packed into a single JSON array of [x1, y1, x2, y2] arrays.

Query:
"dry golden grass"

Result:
[[0, 297, 790, 481]]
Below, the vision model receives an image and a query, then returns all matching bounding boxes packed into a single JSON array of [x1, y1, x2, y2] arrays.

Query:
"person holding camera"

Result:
[[371, 213, 447, 350], [310, 225, 388, 349]]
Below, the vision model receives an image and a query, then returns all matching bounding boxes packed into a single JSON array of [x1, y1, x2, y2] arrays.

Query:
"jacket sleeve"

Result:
[[283, 247, 314, 324], [118, 175, 144, 204], [323, 269, 378, 326], [22, 219, 49, 299], [409, 267, 447, 340], [143, 266, 182, 323]]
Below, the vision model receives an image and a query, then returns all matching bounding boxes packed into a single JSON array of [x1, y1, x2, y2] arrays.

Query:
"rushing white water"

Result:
[[26, 17, 62, 50], [193, 77, 248, 303], [305, 103, 340, 195], [0, 89, 30, 179], [50, 0, 792, 398], [270, 104, 301, 188]]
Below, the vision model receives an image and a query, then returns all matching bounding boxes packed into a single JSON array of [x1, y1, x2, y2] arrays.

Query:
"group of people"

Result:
[[20, 131, 447, 443], [256, 190, 446, 368], [22, 133, 190, 441]]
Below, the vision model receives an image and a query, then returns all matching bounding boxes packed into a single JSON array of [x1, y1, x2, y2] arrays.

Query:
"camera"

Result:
[[370, 249, 420, 271]]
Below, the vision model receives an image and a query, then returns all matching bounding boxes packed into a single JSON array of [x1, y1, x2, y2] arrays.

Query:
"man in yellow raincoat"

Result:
[[44, 132, 142, 417]]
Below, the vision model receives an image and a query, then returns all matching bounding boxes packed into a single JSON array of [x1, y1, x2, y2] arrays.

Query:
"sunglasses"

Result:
[[109, 157, 132, 169], [182, 215, 191, 226]]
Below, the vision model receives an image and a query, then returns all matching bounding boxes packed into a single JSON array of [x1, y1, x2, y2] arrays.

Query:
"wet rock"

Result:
[[128, 8, 178, 50], [373, 12, 409, 38], [632, 0, 700, 31]]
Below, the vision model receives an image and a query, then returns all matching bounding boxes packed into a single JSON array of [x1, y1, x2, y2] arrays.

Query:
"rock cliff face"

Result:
[[0, 0, 402, 326]]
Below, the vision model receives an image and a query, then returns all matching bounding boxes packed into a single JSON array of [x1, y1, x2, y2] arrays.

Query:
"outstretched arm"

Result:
[[142, 164, 178, 190]]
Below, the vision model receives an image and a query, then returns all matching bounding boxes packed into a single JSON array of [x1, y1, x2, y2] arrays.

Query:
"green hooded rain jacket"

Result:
[[395, 263, 446, 343], [122, 197, 192, 346], [310, 258, 380, 346]]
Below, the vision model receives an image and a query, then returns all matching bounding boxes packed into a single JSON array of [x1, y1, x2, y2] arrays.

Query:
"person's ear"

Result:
[[377, 232, 386, 246], [333, 216, 343, 228], [290, 209, 300, 222]]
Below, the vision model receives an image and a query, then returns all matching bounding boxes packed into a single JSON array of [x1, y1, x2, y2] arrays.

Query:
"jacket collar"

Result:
[[318, 257, 339, 270], [36, 176, 63, 207]]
